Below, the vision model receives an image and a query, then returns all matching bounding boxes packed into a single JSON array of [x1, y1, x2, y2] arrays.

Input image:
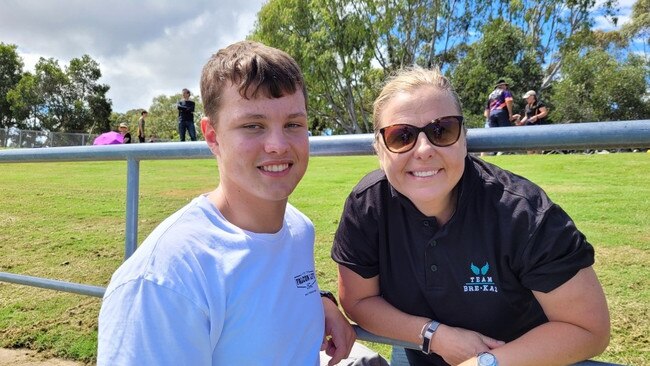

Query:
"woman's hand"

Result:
[[430, 324, 505, 365]]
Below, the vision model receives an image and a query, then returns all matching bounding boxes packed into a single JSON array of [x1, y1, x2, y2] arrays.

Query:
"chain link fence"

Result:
[[1, 127, 96, 148]]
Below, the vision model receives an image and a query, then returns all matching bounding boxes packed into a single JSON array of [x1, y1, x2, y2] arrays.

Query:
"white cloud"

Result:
[[0, 0, 266, 112]]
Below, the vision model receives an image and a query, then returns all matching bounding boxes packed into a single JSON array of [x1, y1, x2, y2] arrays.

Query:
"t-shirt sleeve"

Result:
[[98, 279, 215, 365], [331, 192, 380, 279], [517, 204, 595, 293]]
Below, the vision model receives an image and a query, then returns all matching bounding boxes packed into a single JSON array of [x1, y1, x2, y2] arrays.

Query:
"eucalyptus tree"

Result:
[[549, 49, 649, 123], [251, 0, 375, 133], [450, 19, 543, 126], [6, 54, 112, 133], [482, 0, 619, 89], [250, 0, 621, 133]]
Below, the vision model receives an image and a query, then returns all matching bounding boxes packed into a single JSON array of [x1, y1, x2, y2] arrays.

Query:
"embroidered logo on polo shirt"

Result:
[[294, 270, 317, 289], [463, 262, 499, 293]]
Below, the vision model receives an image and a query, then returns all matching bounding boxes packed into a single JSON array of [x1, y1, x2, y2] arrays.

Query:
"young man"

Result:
[[137, 110, 147, 143], [177, 88, 197, 141], [98, 41, 355, 365]]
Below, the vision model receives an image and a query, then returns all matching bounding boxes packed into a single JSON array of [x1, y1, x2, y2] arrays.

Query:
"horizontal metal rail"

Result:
[[0, 272, 105, 298], [0, 121, 648, 164]]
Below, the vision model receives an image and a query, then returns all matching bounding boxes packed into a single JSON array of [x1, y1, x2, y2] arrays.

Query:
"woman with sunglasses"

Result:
[[331, 67, 610, 366]]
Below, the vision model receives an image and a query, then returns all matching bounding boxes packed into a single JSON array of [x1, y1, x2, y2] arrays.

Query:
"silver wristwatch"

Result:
[[420, 320, 440, 354], [477, 352, 498, 366]]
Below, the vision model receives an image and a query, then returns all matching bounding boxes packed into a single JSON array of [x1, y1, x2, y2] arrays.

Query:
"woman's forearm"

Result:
[[344, 294, 430, 346], [459, 320, 609, 366]]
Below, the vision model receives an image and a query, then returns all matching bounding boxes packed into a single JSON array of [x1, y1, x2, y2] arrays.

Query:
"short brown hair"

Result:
[[200, 40, 307, 126]]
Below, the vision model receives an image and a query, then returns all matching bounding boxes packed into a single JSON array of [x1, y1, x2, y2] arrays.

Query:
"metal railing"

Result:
[[1, 120, 649, 363]]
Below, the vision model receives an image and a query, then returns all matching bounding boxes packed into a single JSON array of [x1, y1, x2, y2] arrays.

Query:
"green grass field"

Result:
[[0, 153, 648, 364]]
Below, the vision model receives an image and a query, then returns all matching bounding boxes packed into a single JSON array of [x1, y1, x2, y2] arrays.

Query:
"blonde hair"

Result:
[[372, 67, 462, 133]]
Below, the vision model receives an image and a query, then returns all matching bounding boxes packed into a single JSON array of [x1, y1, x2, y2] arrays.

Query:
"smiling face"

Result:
[[203, 83, 309, 210], [375, 86, 467, 217]]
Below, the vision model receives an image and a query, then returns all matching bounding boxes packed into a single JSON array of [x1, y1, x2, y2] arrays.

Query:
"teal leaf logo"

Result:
[[481, 262, 490, 275], [470, 263, 480, 275]]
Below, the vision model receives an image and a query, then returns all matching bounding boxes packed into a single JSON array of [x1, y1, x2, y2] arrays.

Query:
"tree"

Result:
[[250, 0, 499, 133], [487, 0, 618, 89], [251, 0, 378, 134], [31, 58, 70, 131], [620, 0, 649, 48], [6, 54, 112, 132], [89, 84, 113, 134], [549, 49, 649, 123], [450, 19, 543, 127], [0, 43, 24, 128], [250, 0, 621, 133], [67, 55, 112, 133], [6, 73, 39, 129]]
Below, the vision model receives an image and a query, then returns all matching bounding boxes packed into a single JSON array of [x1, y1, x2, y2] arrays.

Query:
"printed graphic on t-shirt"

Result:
[[294, 270, 317, 289], [463, 262, 499, 293]]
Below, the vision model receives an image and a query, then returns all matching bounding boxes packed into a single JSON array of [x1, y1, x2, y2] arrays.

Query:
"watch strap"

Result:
[[319, 290, 338, 307], [420, 320, 440, 354]]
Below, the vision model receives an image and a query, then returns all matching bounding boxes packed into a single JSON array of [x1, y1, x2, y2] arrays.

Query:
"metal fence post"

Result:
[[125, 158, 140, 259]]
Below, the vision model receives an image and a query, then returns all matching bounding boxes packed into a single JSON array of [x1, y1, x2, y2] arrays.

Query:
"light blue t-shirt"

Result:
[[98, 195, 324, 365]]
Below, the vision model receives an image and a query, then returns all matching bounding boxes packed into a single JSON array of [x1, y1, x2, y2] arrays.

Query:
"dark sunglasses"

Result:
[[379, 116, 464, 153]]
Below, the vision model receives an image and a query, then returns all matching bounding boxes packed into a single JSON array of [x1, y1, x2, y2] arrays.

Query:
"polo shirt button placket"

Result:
[[430, 264, 438, 272]]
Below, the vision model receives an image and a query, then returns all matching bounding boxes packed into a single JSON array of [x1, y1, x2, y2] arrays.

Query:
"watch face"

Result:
[[478, 352, 497, 366]]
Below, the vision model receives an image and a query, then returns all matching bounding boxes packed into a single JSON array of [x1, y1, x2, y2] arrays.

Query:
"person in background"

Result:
[[137, 110, 147, 143], [177, 88, 197, 141], [484, 79, 517, 128], [517, 90, 548, 126], [118, 122, 131, 144], [98, 40, 356, 366], [332, 67, 610, 366]]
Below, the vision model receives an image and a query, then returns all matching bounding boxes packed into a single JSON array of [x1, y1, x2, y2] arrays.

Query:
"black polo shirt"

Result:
[[332, 155, 594, 365]]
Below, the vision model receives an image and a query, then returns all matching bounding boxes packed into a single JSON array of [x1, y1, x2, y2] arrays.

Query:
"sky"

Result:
[[0, 0, 641, 114], [0, 0, 267, 113]]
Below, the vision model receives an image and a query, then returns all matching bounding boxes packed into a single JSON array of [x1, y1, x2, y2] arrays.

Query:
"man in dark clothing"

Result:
[[177, 88, 197, 141]]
